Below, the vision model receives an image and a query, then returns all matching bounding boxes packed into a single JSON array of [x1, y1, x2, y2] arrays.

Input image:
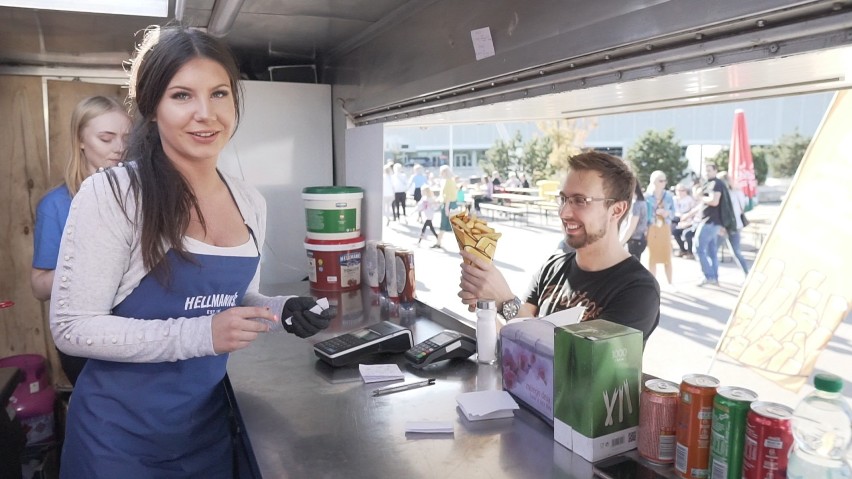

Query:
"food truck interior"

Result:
[[1, 1, 851, 477]]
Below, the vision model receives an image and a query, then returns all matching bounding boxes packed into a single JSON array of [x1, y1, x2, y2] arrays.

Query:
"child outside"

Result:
[[412, 186, 441, 248]]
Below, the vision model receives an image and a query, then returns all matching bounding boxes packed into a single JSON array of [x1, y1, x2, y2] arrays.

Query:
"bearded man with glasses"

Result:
[[458, 152, 660, 343]]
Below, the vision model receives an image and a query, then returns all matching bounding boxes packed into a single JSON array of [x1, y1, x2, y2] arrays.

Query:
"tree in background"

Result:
[[538, 118, 597, 178], [482, 130, 523, 180], [767, 129, 811, 177], [520, 135, 554, 183], [482, 119, 596, 182], [626, 128, 688, 187], [708, 146, 770, 185]]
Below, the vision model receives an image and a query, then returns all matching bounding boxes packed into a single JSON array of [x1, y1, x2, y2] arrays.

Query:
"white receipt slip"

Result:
[[359, 364, 404, 383], [456, 390, 519, 421]]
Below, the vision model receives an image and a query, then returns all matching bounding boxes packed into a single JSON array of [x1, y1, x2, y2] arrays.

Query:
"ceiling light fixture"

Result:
[[208, 0, 245, 37]]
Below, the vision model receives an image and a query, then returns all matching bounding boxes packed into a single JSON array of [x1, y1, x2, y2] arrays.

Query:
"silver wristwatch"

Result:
[[499, 296, 522, 320]]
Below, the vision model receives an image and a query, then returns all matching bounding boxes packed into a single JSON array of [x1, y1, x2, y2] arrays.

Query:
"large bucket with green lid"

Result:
[[302, 186, 364, 240]]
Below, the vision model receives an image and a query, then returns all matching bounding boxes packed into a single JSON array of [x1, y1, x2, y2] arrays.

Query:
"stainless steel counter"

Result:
[[227, 283, 675, 479]]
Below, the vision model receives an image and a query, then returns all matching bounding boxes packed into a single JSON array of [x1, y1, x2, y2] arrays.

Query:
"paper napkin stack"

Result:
[[359, 364, 405, 383], [456, 390, 519, 421]]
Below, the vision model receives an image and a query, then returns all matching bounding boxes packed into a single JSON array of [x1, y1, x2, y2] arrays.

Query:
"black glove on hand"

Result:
[[282, 296, 332, 338]]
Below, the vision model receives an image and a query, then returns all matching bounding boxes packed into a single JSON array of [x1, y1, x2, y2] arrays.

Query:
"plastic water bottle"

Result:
[[475, 299, 497, 364], [787, 373, 852, 479]]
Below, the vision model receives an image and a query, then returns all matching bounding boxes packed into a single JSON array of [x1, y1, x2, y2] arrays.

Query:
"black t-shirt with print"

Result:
[[701, 179, 726, 225], [524, 251, 660, 342]]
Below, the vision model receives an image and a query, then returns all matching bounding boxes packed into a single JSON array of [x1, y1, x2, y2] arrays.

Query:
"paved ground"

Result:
[[382, 201, 852, 405]]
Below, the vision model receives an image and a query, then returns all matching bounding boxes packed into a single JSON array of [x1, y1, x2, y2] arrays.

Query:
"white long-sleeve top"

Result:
[[391, 172, 408, 193], [50, 166, 292, 363]]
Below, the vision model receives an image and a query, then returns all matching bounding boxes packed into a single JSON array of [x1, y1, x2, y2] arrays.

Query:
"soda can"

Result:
[[365, 240, 380, 291], [384, 245, 398, 301], [376, 243, 389, 295], [709, 386, 758, 479], [675, 374, 719, 479], [639, 378, 679, 464], [394, 249, 416, 307], [742, 401, 793, 479]]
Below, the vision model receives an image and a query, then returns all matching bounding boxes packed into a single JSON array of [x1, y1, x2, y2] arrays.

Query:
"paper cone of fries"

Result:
[[450, 211, 501, 264]]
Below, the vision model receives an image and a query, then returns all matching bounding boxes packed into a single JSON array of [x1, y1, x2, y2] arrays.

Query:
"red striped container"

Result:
[[639, 379, 680, 464]]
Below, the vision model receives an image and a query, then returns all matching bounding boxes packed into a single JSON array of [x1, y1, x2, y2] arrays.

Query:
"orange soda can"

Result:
[[639, 379, 680, 464], [674, 374, 719, 479]]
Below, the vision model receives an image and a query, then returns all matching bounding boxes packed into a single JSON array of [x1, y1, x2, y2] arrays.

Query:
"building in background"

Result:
[[385, 92, 833, 179]]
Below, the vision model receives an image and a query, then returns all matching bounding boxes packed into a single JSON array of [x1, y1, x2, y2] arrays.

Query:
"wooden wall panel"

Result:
[[1, 78, 125, 389], [0, 75, 50, 363]]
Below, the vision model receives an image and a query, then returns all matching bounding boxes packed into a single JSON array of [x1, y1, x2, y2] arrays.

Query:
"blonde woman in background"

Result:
[[644, 170, 676, 287], [435, 165, 458, 249], [31, 95, 131, 385]]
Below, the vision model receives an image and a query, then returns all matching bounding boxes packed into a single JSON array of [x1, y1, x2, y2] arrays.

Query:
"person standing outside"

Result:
[[407, 164, 427, 203], [671, 183, 697, 258], [717, 172, 750, 275], [435, 165, 458, 249], [645, 170, 676, 286], [382, 163, 395, 225], [50, 26, 330, 477], [412, 186, 440, 247], [694, 162, 726, 286], [620, 182, 648, 261], [391, 162, 408, 222], [31, 95, 131, 385], [458, 152, 660, 342]]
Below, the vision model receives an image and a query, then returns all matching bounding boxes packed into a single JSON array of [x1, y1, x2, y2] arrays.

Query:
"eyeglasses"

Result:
[[557, 194, 616, 209]]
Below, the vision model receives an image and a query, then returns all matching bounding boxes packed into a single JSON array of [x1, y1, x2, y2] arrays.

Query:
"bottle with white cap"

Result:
[[787, 373, 852, 479], [475, 299, 497, 364]]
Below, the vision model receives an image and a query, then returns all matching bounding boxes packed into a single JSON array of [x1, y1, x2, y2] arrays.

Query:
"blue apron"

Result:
[[61, 240, 259, 479]]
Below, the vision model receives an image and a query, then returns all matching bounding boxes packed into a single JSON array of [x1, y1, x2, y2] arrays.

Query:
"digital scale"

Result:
[[313, 321, 413, 367]]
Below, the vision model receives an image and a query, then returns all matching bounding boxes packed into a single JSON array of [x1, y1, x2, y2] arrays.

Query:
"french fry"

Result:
[[450, 211, 501, 264]]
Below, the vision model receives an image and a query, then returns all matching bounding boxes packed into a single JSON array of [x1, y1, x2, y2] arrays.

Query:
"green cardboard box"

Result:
[[553, 319, 643, 462]]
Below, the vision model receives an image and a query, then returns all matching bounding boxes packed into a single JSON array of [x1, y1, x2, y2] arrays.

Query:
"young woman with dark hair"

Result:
[[50, 25, 331, 477]]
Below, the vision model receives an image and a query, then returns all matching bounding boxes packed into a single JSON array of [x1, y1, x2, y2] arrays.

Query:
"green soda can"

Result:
[[709, 386, 758, 479]]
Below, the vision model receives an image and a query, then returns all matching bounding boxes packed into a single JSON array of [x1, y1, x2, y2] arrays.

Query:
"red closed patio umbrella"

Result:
[[728, 109, 758, 203]]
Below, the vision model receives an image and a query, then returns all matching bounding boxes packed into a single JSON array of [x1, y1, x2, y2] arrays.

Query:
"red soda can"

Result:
[[742, 401, 793, 479], [639, 379, 679, 464], [394, 249, 416, 306], [675, 374, 719, 479]]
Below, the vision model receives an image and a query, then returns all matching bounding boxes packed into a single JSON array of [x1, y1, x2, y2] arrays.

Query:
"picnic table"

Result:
[[501, 186, 540, 195]]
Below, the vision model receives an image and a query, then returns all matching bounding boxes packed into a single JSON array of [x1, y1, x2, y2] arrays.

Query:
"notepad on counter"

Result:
[[456, 390, 519, 421], [359, 364, 404, 383], [405, 421, 454, 434]]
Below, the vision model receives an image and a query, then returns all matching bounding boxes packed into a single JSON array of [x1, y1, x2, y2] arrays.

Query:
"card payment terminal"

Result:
[[404, 330, 477, 367], [314, 321, 413, 367]]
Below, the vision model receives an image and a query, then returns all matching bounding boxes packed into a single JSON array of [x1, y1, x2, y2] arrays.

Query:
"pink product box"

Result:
[[500, 319, 556, 425]]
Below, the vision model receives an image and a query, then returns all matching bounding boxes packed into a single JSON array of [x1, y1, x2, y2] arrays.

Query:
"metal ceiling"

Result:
[[0, 0, 424, 79], [0, 0, 850, 124]]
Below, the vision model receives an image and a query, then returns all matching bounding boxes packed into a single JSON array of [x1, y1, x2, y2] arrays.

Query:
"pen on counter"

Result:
[[372, 378, 436, 397]]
